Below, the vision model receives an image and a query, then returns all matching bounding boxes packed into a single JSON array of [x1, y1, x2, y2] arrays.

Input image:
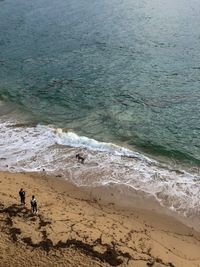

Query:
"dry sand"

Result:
[[0, 171, 200, 267]]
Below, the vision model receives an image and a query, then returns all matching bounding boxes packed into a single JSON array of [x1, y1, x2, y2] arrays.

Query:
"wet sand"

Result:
[[0, 171, 200, 267]]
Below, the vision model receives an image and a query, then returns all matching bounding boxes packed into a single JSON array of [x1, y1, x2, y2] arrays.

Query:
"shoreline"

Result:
[[1, 115, 200, 226], [84, 183, 200, 233], [0, 171, 200, 267]]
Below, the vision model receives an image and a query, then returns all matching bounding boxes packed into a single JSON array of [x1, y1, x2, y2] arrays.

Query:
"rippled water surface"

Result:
[[1, 0, 200, 164]]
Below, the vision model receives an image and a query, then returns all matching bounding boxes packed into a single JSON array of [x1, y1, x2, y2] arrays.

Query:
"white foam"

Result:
[[46, 125, 155, 163], [0, 120, 200, 220]]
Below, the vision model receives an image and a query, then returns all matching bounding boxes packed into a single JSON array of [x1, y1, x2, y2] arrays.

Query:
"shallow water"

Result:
[[0, 113, 200, 223], [1, 0, 200, 164], [0, 0, 200, 224]]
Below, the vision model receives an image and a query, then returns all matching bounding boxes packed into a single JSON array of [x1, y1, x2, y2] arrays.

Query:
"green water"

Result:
[[1, 0, 200, 165]]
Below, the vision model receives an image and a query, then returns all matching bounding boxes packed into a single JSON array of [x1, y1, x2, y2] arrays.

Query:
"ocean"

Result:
[[0, 0, 200, 223]]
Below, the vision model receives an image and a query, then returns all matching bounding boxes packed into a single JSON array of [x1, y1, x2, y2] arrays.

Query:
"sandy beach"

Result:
[[0, 171, 200, 267]]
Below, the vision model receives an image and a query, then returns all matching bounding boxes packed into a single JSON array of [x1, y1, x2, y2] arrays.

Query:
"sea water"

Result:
[[0, 0, 200, 223]]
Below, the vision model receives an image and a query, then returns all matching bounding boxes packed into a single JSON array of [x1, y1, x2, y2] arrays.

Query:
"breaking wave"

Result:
[[0, 119, 200, 224]]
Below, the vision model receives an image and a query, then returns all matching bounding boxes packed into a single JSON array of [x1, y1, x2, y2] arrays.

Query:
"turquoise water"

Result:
[[1, 0, 200, 165]]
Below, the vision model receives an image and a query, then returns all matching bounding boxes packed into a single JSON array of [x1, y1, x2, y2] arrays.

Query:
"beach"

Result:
[[0, 171, 200, 267], [1, 0, 200, 266], [1, 1, 200, 265]]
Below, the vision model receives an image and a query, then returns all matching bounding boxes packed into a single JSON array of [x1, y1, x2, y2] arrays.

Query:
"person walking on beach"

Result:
[[19, 188, 25, 205], [30, 195, 37, 213]]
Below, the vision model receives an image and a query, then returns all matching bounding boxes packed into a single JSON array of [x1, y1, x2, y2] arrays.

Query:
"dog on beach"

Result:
[[76, 154, 85, 164]]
